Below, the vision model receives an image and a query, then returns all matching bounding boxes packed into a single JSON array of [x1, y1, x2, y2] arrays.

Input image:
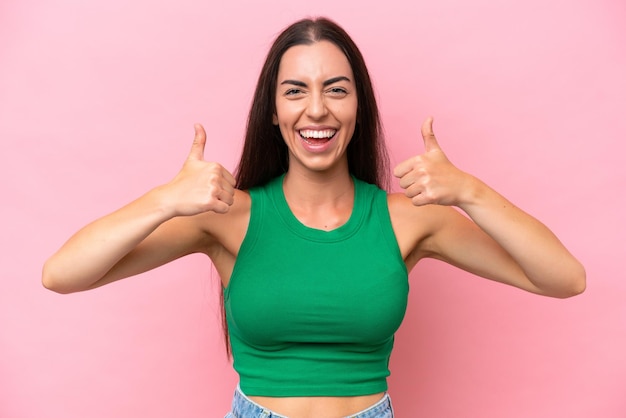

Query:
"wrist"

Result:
[[144, 184, 179, 220], [456, 174, 488, 209]]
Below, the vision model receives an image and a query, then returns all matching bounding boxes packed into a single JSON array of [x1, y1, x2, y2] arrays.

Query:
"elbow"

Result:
[[566, 274, 586, 298], [553, 264, 587, 299], [41, 261, 73, 294], [555, 280, 585, 299], [531, 261, 586, 299]]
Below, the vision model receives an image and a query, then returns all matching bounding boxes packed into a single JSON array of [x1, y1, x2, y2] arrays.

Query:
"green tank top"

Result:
[[224, 175, 409, 397]]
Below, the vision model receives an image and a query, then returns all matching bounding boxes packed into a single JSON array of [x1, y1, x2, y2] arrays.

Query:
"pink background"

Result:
[[1, 0, 625, 416]]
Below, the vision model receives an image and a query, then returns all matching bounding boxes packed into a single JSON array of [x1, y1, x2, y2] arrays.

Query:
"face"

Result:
[[273, 40, 358, 175]]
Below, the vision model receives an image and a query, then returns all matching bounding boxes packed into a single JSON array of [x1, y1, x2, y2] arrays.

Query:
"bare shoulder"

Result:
[[386, 192, 466, 269], [386, 192, 451, 233], [191, 189, 250, 286], [196, 188, 251, 256]]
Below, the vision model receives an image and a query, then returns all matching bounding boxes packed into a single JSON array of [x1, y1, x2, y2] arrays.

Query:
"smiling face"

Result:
[[273, 40, 358, 176]]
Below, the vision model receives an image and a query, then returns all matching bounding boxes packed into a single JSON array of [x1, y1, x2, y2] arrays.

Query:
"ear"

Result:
[[272, 113, 278, 125]]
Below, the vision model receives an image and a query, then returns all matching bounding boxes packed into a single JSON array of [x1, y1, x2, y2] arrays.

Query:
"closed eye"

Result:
[[285, 88, 304, 96], [326, 87, 348, 97]]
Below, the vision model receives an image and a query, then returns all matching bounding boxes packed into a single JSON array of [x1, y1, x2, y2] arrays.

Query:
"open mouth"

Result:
[[298, 129, 337, 145]]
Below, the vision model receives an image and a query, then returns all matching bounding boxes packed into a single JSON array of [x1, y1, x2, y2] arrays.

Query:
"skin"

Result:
[[42, 41, 586, 418]]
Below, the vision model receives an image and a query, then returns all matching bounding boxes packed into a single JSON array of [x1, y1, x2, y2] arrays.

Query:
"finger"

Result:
[[217, 187, 235, 206], [397, 172, 418, 190], [402, 179, 426, 198], [210, 200, 231, 214], [411, 193, 431, 207], [393, 158, 415, 179], [188, 124, 206, 161], [220, 176, 236, 197], [421, 117, 441, 152], [222, 168, 237, 188], [207, 184, 234, 212]]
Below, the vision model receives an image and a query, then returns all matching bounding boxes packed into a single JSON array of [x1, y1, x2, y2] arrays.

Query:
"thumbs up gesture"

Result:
[[164, 124, 236, 216], [393, 117, 469, 207]]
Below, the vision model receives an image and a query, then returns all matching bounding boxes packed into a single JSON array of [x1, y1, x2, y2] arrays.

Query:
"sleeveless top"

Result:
[[224, 174, 409, 397]]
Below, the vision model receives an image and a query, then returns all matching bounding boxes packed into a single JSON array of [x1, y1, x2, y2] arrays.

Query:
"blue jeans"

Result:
[[225, 385, 394, 417]]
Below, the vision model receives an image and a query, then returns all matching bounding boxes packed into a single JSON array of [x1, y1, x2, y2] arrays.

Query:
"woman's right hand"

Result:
[[42, 124, 237, 293], [161, 124, 236, 217]]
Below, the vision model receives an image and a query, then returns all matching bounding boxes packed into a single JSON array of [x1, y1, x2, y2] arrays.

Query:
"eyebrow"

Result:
[[280, 76, 351, 87]]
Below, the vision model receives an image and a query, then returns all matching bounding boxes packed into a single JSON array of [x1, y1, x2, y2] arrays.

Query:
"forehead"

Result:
[[277, 40, 354, 81]]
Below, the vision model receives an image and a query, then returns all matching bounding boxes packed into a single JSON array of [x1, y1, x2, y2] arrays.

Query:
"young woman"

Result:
[[42, 17, 585, 418]]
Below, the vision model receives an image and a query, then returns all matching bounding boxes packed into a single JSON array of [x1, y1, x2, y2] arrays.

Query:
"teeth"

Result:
[[299, 129, 336, 139]]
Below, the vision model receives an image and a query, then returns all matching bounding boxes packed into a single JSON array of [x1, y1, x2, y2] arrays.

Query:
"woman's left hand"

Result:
[[392, 117, 586, 298], [393, 117, 471, 207]]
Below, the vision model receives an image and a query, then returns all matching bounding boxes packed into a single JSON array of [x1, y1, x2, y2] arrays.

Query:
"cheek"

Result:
[[276, 121, 293, 144], [337, 97, 358, 119], [274, 102, 296, 125]]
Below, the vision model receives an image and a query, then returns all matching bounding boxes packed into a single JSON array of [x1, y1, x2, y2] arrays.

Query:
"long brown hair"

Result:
[[223, 17, 389, 355], [235, 17, 389, 190]]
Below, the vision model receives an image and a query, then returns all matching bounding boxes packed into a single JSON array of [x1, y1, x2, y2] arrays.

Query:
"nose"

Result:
[[305, 92, 328, 120]]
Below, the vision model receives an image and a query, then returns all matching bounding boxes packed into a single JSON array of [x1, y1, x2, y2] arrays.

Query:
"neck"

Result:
[[283, 167, 353, 206], [282, 166, 355, 231]]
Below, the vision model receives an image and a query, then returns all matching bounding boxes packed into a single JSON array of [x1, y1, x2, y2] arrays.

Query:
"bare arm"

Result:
[[393, 118, 585, 298], [42, 124, 236, 293]]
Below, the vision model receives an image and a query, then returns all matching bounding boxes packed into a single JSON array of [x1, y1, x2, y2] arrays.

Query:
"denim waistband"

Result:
[[226, 385, 394, 417]]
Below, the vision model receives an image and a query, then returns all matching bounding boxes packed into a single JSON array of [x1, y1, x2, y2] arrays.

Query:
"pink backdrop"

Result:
[[1, 0, 624, 416]]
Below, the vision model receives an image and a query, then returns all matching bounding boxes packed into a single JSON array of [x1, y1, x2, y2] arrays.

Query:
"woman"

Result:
[[42, 17, 585, 418]]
